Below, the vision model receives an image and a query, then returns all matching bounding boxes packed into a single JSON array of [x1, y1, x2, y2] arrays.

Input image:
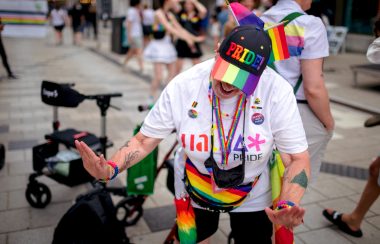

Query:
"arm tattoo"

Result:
[[290, 169, 308, 189], [120, 140, 131, 150], [123, 151, 139, 170]]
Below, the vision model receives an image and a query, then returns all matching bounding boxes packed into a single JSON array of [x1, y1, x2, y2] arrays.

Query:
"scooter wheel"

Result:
[[25, 182, 52, 208], [0, 144, 5, 170], [115, 196, 144, 226]]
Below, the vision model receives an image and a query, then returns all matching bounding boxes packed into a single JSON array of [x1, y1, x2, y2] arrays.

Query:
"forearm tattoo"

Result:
[[120, 140, 131, 150], [123, 151, 139, 170], [290, 169, 309, 189]]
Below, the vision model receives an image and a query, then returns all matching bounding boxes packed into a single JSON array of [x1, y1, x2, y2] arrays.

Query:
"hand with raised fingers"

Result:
[[265, 205, 305, 230], [75, 140, 109, 180]]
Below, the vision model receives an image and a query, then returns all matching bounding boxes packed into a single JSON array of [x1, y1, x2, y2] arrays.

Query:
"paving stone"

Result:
[[365, 215, 380, 230], [8, 139, 38, 150], [0, 234, 6, 244], [303, 203, 332, 230], [8, 161, 33, 176], [297, 228, 352, 244], [301, 187, 328, 205], [8, 226, 54, 244], [218, 218, 231, 236], [5, 150, 25, 163], [0, 192, 7, 211], [130, 229, 171, 244], [0, 124, 9, 133], [29, 202, 71, 228], [143, 205, 176, 232], [8, 189, 29, 210], [210, 229, 228, 243], [0, 208, 30, 233], [312, 178, 357, 198], [150, 186, 173, 207], [0, 175, 28, 192], [335, 176, 367, 193], [294, 223, 309, 234], [346, 193, 380, 215], [125, 218, 152, 238]]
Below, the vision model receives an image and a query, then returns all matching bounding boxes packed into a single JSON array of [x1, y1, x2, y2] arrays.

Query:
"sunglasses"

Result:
[[204, 96, 247, 189]]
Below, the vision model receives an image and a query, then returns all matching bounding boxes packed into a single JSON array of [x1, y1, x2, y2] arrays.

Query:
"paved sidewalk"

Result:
[[0, 27, 379, 244]]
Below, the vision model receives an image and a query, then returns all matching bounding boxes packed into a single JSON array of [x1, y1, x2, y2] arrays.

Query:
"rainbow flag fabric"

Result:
[[267, 24, 290, 63], [284, 24, 305, 57], [175, 197, 197, 244], [270, 150, 295, 244], [229, 2, 264, 28]]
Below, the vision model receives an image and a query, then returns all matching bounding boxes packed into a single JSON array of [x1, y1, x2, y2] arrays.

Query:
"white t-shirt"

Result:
[[141, 59, 308, 212], [367, 37, 380, 64], [50, 9, 67, 26], [127, 7, 143, 38], [261, 0, 329, 100], [142, 8, 155, 26]]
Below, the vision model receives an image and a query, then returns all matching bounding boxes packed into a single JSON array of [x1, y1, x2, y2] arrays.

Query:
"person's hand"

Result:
[[324, 118, 335, 132], [75, 140, 110, 180], [264, 206, 305, 230]]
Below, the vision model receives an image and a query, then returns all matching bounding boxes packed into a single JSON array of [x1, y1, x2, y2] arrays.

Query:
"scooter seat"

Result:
[[45, 129, 100, 149]]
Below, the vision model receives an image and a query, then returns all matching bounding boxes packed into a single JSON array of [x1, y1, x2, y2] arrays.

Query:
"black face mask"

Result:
[[205, 98, 247, 189], [204, 149, 245, 188]]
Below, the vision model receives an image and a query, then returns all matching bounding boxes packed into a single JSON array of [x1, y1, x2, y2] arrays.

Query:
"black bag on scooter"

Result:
[[52, 187, 130, 244]]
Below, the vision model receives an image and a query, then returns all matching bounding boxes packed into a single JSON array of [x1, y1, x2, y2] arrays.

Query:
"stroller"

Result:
[[25, 80, 122, 208]]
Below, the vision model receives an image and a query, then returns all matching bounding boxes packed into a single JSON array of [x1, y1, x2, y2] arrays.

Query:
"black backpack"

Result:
[[53, 187, 130, 244]]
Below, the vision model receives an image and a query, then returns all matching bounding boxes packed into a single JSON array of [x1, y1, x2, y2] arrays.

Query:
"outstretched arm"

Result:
[[75, 132, 162, 180], [265, 150, 310, 229]]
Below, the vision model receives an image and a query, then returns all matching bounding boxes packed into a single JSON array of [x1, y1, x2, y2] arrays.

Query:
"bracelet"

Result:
[[275, 200, 296, 210], [99, 161, 119, 183]]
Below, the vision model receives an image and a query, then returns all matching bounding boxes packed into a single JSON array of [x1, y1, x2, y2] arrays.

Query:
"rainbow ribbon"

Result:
[[175, 197, 197, 244]]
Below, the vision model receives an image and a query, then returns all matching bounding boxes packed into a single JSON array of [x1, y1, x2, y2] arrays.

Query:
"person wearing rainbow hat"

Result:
[[75, 3, 310, 243]]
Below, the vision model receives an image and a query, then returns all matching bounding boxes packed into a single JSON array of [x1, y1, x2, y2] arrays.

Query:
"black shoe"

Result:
[[8, 74, 17, 79], [364, 115, 380, 127]]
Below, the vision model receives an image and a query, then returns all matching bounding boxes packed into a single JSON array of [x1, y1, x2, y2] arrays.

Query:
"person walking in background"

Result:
[[322, 22, 380, 235], [174, 0, 207, 74], [143, 0, 204, 103], [0, 17, 16, 79], [68, 1, 85, 45], [210, 14, 221, 51], [123, 0, 144, 72], [261, 0, 334, 183], [142, 3, 155, 47], [49, 3, 68, 45]]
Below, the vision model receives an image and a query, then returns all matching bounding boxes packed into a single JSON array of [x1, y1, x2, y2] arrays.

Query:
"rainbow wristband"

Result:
[[99, 161, 119, 182], [275, 200, 296, 210]]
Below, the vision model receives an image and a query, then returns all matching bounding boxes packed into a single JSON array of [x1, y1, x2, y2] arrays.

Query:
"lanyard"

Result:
[[211, 89, 246, 166]]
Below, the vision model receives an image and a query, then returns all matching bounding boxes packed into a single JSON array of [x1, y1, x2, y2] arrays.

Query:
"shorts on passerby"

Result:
[[142, 25, 152, 37], [176, 207, 273, 243], [129, 36, 143, 49], [298, 103, 333, 183], [54, 25, 65, 32], [73, 24, 84, 33]]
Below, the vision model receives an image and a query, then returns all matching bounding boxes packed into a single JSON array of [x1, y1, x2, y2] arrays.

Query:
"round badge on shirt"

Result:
[[251, 113, 264, 125]]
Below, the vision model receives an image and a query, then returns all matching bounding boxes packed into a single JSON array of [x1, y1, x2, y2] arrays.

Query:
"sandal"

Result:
[[322, 209, 363, 238]]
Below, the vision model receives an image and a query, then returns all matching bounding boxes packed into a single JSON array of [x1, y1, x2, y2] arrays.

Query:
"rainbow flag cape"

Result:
[[267, 23, 290, 63], [175, 197, 197, 244], [270, 150, 294, 244]]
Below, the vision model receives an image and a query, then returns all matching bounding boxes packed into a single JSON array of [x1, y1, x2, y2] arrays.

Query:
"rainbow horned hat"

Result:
[[211, 25, 272, 96]]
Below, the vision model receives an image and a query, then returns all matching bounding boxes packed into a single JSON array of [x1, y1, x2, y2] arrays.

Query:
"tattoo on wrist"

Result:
[[290, 169, 308, 189]]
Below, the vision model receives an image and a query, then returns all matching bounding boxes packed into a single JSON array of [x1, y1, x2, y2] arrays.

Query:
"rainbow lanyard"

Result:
[[211, 89, 246, 166]]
